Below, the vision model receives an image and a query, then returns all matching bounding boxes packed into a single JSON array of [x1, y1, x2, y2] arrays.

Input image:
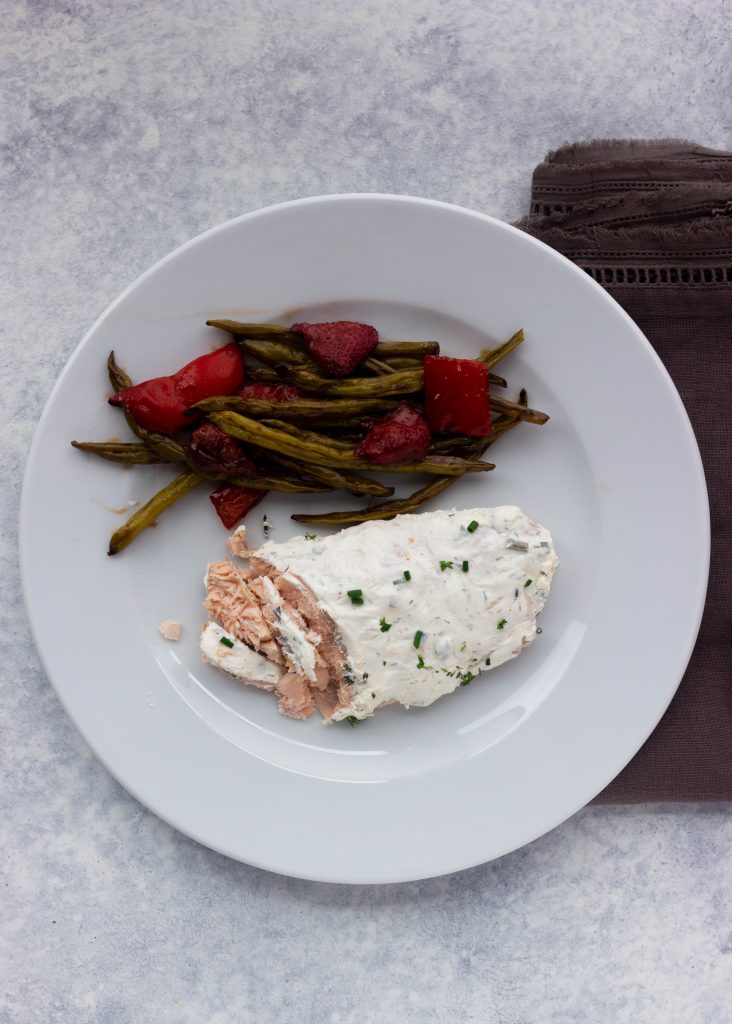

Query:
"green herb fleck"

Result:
[[345, 715, 361, 727], [524, 578, 533, 588], [459, 671, 476, 687], [439, 560, 454, 571], [460, 641, 467, 652], [219, 636, 234, 648], [379, 617, 392, 632], [382, 660, 386, 666], [536, 626, 543, 635], [485, 658, 491, 666], [462, 560, 469, 572], [497, 618, 507, 630], [403, 570, 411, 581], [515, 588, 519, 599], [304, 532, 316, 541], [347, 588, 364, 605], [466, 520, 479, 533], [416, 654, 433, 670], [413, 629, 424, 648]]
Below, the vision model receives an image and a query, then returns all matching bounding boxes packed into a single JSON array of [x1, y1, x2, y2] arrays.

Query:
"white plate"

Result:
[[20, 195, 709, 883]]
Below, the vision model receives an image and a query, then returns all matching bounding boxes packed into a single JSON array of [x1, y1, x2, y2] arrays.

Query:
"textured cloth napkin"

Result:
[[519, 140, 732, 802]]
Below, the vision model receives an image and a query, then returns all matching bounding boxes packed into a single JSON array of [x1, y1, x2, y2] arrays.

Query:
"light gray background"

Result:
[[2, 2, 731, 1021]]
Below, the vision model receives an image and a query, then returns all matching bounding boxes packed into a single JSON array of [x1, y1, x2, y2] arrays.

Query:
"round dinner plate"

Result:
[[20, 195, 709, 883]]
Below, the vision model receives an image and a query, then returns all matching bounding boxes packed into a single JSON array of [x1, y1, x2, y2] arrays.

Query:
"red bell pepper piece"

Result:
[[209, 484, 266, 530], [109, 343, 244, 434], [355, 401, 431, 465], [423, 355, 491, 436]]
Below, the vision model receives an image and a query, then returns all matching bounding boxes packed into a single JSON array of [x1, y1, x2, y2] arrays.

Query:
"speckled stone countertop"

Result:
[[2, 2, 731, 1021]]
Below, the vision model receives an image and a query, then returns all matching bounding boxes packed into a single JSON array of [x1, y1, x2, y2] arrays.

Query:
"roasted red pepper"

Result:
[[187, 423, 257, 476], [423, 355, 491, 436], [209, 484, 266, 530], [355, 401, 431, 465], [109, 343, 244, 434], [237, 382, 304, 401]]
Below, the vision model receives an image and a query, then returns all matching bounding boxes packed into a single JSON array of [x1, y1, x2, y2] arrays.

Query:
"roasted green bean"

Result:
[[268, 454, 394, 497], [291, 415, 522, 526], [189, 396, 399, 423], [279, 366, 423, 398], [108, 471, 203, 555], [211, 412, 494, 476], [477, 329, 524, 369], [71, 441, 168, 465]]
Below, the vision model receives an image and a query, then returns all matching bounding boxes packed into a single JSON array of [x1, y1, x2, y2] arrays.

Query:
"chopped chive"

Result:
[[403, 570, 411, 581], [219, 636, 234, 648], [515, 588, 519, 599], [462, 560, 469, 572], [536, 626, 543, 635], [485, 658, 491, 666], [379, 617, 392, 632], [524, 578, 533, 588], [439, 560, 453, 571], [347, 588, 364, 605], [413, 630, 424, 648], [304, 532, 316, 540], [371, 691, 376, 699], [345, 715, 361, 726], [460, 641, 466, 652], [459, 671, 475, 687], [466, 520, 479, 533], [416, 654, 425, 668], [382, 660, 386, 666], [497, 618, 507, 630]]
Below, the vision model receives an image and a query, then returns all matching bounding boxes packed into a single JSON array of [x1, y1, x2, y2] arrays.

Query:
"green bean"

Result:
[[260, 418, 354, 451], [207, 319, 296, 340], [189, 396, 399, 423], [291, 416, 522, 526], [477, 329, 524, 369], [281, 366, 423, 397], [246, 366, 282, 383], [291, 476, 459, 526], [490, 395, 549, 425], [237, 337, 315, 367], [211, 412, 494, 476], [268, 454, 394, 497], [71, 441, 168, 464], [107, 350, 133, 391], [201, 472, 330, 493], [374, 341, 440, 358], [108, 471, 203, 555], [362, 357, 395, 376]]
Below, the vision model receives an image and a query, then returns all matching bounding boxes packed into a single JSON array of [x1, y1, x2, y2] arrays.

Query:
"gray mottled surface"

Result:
[[2, 1, 731, 1021]]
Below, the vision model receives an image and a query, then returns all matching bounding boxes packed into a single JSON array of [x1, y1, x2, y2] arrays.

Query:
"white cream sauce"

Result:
[[254, 506, 558, 720]]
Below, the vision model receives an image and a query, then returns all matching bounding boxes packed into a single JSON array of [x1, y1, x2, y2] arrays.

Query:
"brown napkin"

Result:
[[519, 140, 732, 802]]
